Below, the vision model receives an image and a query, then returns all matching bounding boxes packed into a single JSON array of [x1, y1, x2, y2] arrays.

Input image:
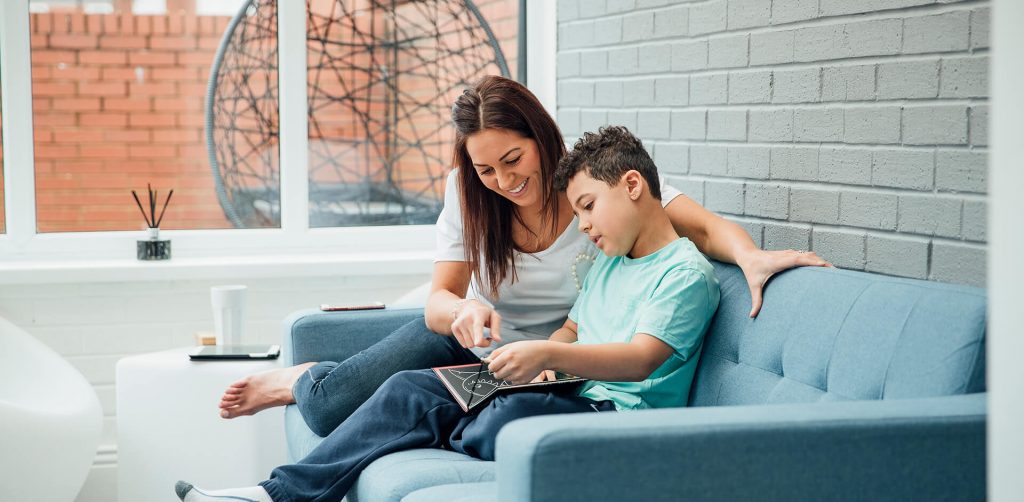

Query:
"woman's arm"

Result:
[[664, 194, 830, 317], [664, 194, 755, 264], [424, 261, 471, 335], [425, 261, 503, 347]]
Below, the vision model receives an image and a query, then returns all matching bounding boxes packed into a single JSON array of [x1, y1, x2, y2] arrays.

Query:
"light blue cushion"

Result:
[[286, 405, 494, 502], [347, 450, 494, 502], [284, 405, 322, 463], [401, 482, 496, 502], [282, 307, 425, 367], [690, 262, 986, 407]]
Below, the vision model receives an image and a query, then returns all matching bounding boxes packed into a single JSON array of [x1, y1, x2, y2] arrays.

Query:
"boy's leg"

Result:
[[449, 390, 616, 460], [259, 369, 469, 502], [291, 317, 478, 436]]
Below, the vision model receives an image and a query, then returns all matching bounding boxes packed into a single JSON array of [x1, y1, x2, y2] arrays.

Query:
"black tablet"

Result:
[[189, 344, 281, 360]]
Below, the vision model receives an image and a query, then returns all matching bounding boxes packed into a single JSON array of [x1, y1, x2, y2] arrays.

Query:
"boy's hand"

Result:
[[530, 370, 557, 383], [486, 341, 552, 384], [450, 300, 503, 348]]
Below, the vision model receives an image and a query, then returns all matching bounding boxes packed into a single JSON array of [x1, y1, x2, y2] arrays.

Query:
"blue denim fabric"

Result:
[[292, 317, 480, 437], [262, 369, 613, 502]]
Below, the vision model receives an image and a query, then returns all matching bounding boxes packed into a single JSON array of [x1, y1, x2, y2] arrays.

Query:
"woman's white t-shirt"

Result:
[[434, 170, 682, 344]]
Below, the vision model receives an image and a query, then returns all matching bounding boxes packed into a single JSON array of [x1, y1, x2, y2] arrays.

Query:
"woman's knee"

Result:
[[294, 362, 352, 436], [303, 411, 337, 438]]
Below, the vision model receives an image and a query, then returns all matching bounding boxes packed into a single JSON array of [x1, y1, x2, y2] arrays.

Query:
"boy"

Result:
[[175, 126, 720, 502]]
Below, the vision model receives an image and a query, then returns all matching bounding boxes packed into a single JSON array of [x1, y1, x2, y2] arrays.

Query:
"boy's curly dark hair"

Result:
[[554, 126, 662, 200]]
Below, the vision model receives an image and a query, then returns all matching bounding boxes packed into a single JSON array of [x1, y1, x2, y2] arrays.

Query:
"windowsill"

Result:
[[0, 250, 434, 285]]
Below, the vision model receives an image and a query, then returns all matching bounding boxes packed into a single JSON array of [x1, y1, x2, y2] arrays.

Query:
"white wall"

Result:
[[556, 0, 989, 286], [988, 0, 1024, 499], [0, 269, 429, 502]]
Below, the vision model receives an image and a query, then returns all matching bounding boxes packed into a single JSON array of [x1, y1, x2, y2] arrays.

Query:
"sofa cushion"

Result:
[[286, 407, 494, 502], [348, 450, 494, 502], [284, 405, 323, 462], [400, 481, 497, 502], [690, 262, 986, 407]]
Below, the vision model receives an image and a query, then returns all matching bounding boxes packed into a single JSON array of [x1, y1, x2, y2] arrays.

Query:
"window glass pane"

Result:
[[30, 0, 280, 232], [305, 0, 519, 228]]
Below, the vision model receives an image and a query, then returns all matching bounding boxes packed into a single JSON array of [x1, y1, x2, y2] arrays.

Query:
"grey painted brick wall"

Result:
[[557, 0, 988, 287]]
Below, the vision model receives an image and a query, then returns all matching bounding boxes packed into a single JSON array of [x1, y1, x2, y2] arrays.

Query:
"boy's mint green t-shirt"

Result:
[[568, 238, 720, 410]]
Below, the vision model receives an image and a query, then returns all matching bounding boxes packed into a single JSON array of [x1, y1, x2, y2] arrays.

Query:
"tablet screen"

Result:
[[189, 344, 280, 360]]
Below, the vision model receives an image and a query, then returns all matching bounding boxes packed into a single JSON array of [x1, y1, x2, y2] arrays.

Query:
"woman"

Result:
[[218, 75, 829, 437]]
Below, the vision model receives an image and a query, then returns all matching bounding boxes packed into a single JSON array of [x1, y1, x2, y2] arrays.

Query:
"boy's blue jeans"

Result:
[[261, 368, 614, 502]]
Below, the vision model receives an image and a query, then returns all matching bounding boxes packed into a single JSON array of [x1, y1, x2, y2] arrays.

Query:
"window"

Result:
[[0, 0, 551, 259], [208, 0, 521, 229], [29, 0, 278, 232], [302, 0, 520, 228]]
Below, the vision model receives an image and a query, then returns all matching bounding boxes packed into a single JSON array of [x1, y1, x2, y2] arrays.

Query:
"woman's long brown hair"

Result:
[[450, 76, 566, 298]]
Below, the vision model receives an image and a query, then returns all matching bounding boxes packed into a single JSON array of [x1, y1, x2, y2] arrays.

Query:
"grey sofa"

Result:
[[282, 261, 986, 502]]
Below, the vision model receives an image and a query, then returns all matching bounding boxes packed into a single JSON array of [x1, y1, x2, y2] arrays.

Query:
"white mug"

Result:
[[211, 285, 247, 345]]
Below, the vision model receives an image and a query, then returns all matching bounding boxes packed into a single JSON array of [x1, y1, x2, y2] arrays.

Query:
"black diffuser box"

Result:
[[137, 239, 171, 260]]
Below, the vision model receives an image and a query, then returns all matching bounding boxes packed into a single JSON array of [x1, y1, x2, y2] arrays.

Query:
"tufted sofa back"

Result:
[[688, 262, 986, 407]]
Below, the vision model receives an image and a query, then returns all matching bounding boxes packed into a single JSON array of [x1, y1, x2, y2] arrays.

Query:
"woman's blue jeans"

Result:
[[291, 316, 479, 437]]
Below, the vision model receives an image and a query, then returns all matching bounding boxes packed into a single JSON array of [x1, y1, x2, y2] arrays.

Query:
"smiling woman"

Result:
[[451, 77, 571, 297]]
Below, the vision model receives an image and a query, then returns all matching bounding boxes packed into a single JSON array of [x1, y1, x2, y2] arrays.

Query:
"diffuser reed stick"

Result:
[[131, 185, 173, 229]]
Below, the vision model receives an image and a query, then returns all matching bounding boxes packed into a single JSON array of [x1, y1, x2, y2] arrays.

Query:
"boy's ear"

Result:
[[622, 170, 644, 201]]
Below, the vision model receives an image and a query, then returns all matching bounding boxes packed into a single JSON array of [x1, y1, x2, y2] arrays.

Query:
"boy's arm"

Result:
[[487, 334, 673, 384], [524, 319, 580, 383], [548, 318, 579, 344], [545, 334, 673, 382]]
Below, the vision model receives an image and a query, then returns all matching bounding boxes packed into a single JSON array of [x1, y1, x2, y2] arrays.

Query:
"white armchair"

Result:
[[0, 316, 102, 502]]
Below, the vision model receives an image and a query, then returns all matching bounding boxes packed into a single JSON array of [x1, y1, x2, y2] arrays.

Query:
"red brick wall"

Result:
[[31, 11, 233, 232], [23, 1, 518, 234]]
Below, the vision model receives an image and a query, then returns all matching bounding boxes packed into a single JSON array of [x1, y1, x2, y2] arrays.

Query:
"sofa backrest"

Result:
[[688, 262, 986, 407]]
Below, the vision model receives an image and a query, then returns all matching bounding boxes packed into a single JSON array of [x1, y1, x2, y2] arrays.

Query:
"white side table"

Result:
[[116, 348, 288, 500]]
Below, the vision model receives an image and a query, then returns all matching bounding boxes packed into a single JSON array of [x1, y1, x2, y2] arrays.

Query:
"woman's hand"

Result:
[[486, 341, 552, 384], [450, 300, 503, 348], [663, 195, 831, 318], [738, 249, 831, 318]]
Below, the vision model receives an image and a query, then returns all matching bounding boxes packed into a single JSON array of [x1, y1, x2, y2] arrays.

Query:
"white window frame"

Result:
[[0, 0, 556, 264]]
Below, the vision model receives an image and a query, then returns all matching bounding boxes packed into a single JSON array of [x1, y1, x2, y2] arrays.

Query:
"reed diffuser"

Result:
[[133, 184, 173, 260]]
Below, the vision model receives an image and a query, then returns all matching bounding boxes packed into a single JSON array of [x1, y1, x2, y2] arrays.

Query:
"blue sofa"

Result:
[[282, 261, 986, 501]]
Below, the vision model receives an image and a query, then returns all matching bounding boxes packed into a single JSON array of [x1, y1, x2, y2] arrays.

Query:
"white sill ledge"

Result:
[[0, 251, 434, 285]]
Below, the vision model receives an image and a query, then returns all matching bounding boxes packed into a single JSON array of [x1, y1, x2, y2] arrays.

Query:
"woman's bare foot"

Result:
[[218, 362, 316, 419]]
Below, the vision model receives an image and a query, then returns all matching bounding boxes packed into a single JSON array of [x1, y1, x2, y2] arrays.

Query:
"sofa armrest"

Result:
[[495, 393, 986, 502], [281, 307, 424, 366]]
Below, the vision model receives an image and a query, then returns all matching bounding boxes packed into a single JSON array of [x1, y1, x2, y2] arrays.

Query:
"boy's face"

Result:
[[566, 170, 640, 257]]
